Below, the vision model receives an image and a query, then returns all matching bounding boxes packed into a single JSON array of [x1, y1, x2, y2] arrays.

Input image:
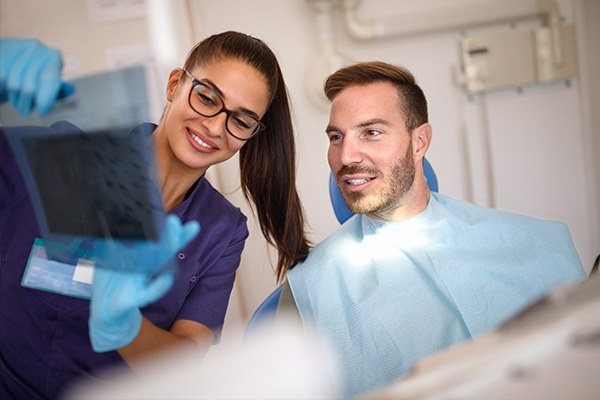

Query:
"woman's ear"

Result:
[[412, 123, 432, 160], [166, 69, 184, 102]]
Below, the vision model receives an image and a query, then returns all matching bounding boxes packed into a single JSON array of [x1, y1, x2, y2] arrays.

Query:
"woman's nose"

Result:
[[201, 110, 228, 138]]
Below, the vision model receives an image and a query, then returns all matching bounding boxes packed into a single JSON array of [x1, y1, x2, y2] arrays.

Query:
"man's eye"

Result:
[[366, 129, 381, 137], [328, 133, 342, 142]]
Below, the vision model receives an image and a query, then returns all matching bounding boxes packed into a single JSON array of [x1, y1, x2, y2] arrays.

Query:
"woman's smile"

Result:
[[185, 127, 219, 153]]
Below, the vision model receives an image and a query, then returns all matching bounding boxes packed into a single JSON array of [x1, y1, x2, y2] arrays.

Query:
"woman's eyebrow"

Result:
[[201, 78, 261, 119], [201, 78, 225, 98]]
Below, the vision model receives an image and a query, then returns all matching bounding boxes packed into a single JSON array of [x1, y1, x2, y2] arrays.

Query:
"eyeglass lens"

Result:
[[190, 83, 260, 139]]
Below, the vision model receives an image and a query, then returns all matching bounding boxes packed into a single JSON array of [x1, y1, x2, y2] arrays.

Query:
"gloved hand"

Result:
[[91, 215, 200, 274], [0, 37, 75, 116], [89, 215, 200, 352]]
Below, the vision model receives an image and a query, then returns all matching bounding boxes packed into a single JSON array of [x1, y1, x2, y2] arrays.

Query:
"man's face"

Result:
[[326, 81, 416, 215]]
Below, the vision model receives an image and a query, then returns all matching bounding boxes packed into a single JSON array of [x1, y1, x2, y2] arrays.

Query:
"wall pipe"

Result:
[[337, 0, 557, 40], [146, 0, 195, 76], [306, 0, 354, 110]]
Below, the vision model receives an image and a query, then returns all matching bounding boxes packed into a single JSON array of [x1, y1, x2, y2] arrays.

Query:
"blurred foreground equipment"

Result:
[[67, 316, 338, 399], [367, 274, 600, 400]]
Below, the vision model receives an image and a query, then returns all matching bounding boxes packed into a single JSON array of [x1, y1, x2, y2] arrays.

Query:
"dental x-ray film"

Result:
[[1, 66, 163, 242]]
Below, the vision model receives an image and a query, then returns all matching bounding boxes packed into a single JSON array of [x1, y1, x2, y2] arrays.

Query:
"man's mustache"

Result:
[[336, 165, 380, 180]]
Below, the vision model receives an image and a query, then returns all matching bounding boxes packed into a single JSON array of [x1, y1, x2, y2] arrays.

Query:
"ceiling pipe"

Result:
[[337, 0, 557, 40]]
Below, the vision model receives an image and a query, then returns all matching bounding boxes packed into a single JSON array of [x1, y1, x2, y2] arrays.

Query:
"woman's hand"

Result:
[[0, 37, 74, 116], [89, 268, 174, 353], [88, 215, 200, 352], [90, 215, 200, 274]]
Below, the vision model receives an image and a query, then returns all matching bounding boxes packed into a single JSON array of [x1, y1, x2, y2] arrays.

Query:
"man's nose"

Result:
[[339, 137, 363, 166]]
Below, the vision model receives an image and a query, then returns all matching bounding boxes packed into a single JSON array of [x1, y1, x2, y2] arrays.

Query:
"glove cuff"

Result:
[[89, 309, 142, 353]]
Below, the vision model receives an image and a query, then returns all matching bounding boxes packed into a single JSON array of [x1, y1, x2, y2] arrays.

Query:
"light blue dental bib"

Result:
[[288, 192, 584, 398]]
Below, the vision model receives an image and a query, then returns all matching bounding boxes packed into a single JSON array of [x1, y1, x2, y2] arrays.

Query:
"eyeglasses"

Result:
[[182, 69, 265, 141]]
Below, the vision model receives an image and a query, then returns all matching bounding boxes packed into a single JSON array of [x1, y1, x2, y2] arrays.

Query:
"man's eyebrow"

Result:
[[201, 78, 261, 119], [325, 118, 390, 134], [356, 118, 390, 128], [325, 124, 340, 134]]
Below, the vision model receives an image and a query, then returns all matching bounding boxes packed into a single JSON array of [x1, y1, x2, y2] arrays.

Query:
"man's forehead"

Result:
[[328, 83, 403, 128], [334, 81, 398, 99], [331, 83, 400, 110]]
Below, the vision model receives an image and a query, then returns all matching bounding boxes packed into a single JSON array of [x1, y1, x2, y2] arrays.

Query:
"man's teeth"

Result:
[[189, 131, 213, 149], [347, 178, 371, 185]]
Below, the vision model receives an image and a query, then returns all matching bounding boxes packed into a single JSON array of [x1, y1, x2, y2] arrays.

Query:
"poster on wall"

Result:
[[86, 0, 147, 22], [106, 43, 163, 123]]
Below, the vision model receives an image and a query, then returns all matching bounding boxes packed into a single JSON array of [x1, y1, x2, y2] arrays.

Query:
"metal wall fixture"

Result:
[[329, 0, 578, 94]]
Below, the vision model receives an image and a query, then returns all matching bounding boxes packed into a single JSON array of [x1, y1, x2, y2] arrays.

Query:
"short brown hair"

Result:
[[324, 61, 428, 131]]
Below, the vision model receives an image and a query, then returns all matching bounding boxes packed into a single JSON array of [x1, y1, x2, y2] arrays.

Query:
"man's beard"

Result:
[[340, 144, 416, 215]]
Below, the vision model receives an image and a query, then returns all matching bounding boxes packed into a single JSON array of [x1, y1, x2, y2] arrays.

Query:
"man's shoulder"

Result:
[[290, 216, 364, 273], [433, 192, 566, 229], [320, 215, 364, 246]]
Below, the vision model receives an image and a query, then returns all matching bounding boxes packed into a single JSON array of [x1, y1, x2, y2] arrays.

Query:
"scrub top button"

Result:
[[177, 252, 186, 260], [190, 276, 197, 283]]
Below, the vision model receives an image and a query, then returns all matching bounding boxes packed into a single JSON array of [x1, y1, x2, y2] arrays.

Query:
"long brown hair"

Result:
[[184, 31, 310, 281]]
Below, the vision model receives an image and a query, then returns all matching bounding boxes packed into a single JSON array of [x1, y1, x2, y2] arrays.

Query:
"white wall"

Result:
[[0, 0, 149, 75], [578, 0, 600, 274], [191, 0, 599, 342], [1, 0, 598, 345]]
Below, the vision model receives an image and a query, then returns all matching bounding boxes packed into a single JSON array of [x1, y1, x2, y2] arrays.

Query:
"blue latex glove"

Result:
[[89, 215, 200, 352], [91, 216, 200, 274], [0, 37, 74, 116]]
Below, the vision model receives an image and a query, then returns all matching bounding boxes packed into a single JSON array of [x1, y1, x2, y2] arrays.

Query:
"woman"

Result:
[[0, 32, 310, 399]]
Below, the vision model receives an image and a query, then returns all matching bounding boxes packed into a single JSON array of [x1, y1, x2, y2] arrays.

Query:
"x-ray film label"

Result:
[[22, 239, 92, 300], [73, 259, 95, 284]]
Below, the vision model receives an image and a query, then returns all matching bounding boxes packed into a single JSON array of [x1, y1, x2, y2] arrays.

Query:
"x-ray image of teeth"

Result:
[[1, 66, 163, 242]]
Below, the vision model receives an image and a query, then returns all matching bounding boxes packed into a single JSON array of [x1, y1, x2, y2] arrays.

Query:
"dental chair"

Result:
[[245, 158, 438, 335]]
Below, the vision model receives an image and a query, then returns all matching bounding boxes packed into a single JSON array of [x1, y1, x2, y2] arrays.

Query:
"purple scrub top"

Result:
[[0, 122, 249, 399]]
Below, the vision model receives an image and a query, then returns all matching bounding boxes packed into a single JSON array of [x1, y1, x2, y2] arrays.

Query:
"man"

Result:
[[286, 61, 585, 398]]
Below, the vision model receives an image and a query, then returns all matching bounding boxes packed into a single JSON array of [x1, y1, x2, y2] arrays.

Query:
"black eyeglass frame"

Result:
[[182, 69, 266, 141]]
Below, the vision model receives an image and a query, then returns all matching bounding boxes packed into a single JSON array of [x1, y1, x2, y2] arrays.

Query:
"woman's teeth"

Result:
[[189, 130, 213, 149]]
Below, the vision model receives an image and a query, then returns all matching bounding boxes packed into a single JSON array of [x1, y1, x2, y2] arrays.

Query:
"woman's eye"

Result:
[[198, 92, 216, 106], [232, 115, 252, 129]]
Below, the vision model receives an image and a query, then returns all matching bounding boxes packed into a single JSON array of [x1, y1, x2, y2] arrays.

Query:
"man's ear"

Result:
[[412, 123, 432, 160], [166, 69, 184, 102]]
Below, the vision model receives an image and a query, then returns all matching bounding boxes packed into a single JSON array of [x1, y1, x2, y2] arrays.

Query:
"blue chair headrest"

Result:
[[329, 157, 438, 224]]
